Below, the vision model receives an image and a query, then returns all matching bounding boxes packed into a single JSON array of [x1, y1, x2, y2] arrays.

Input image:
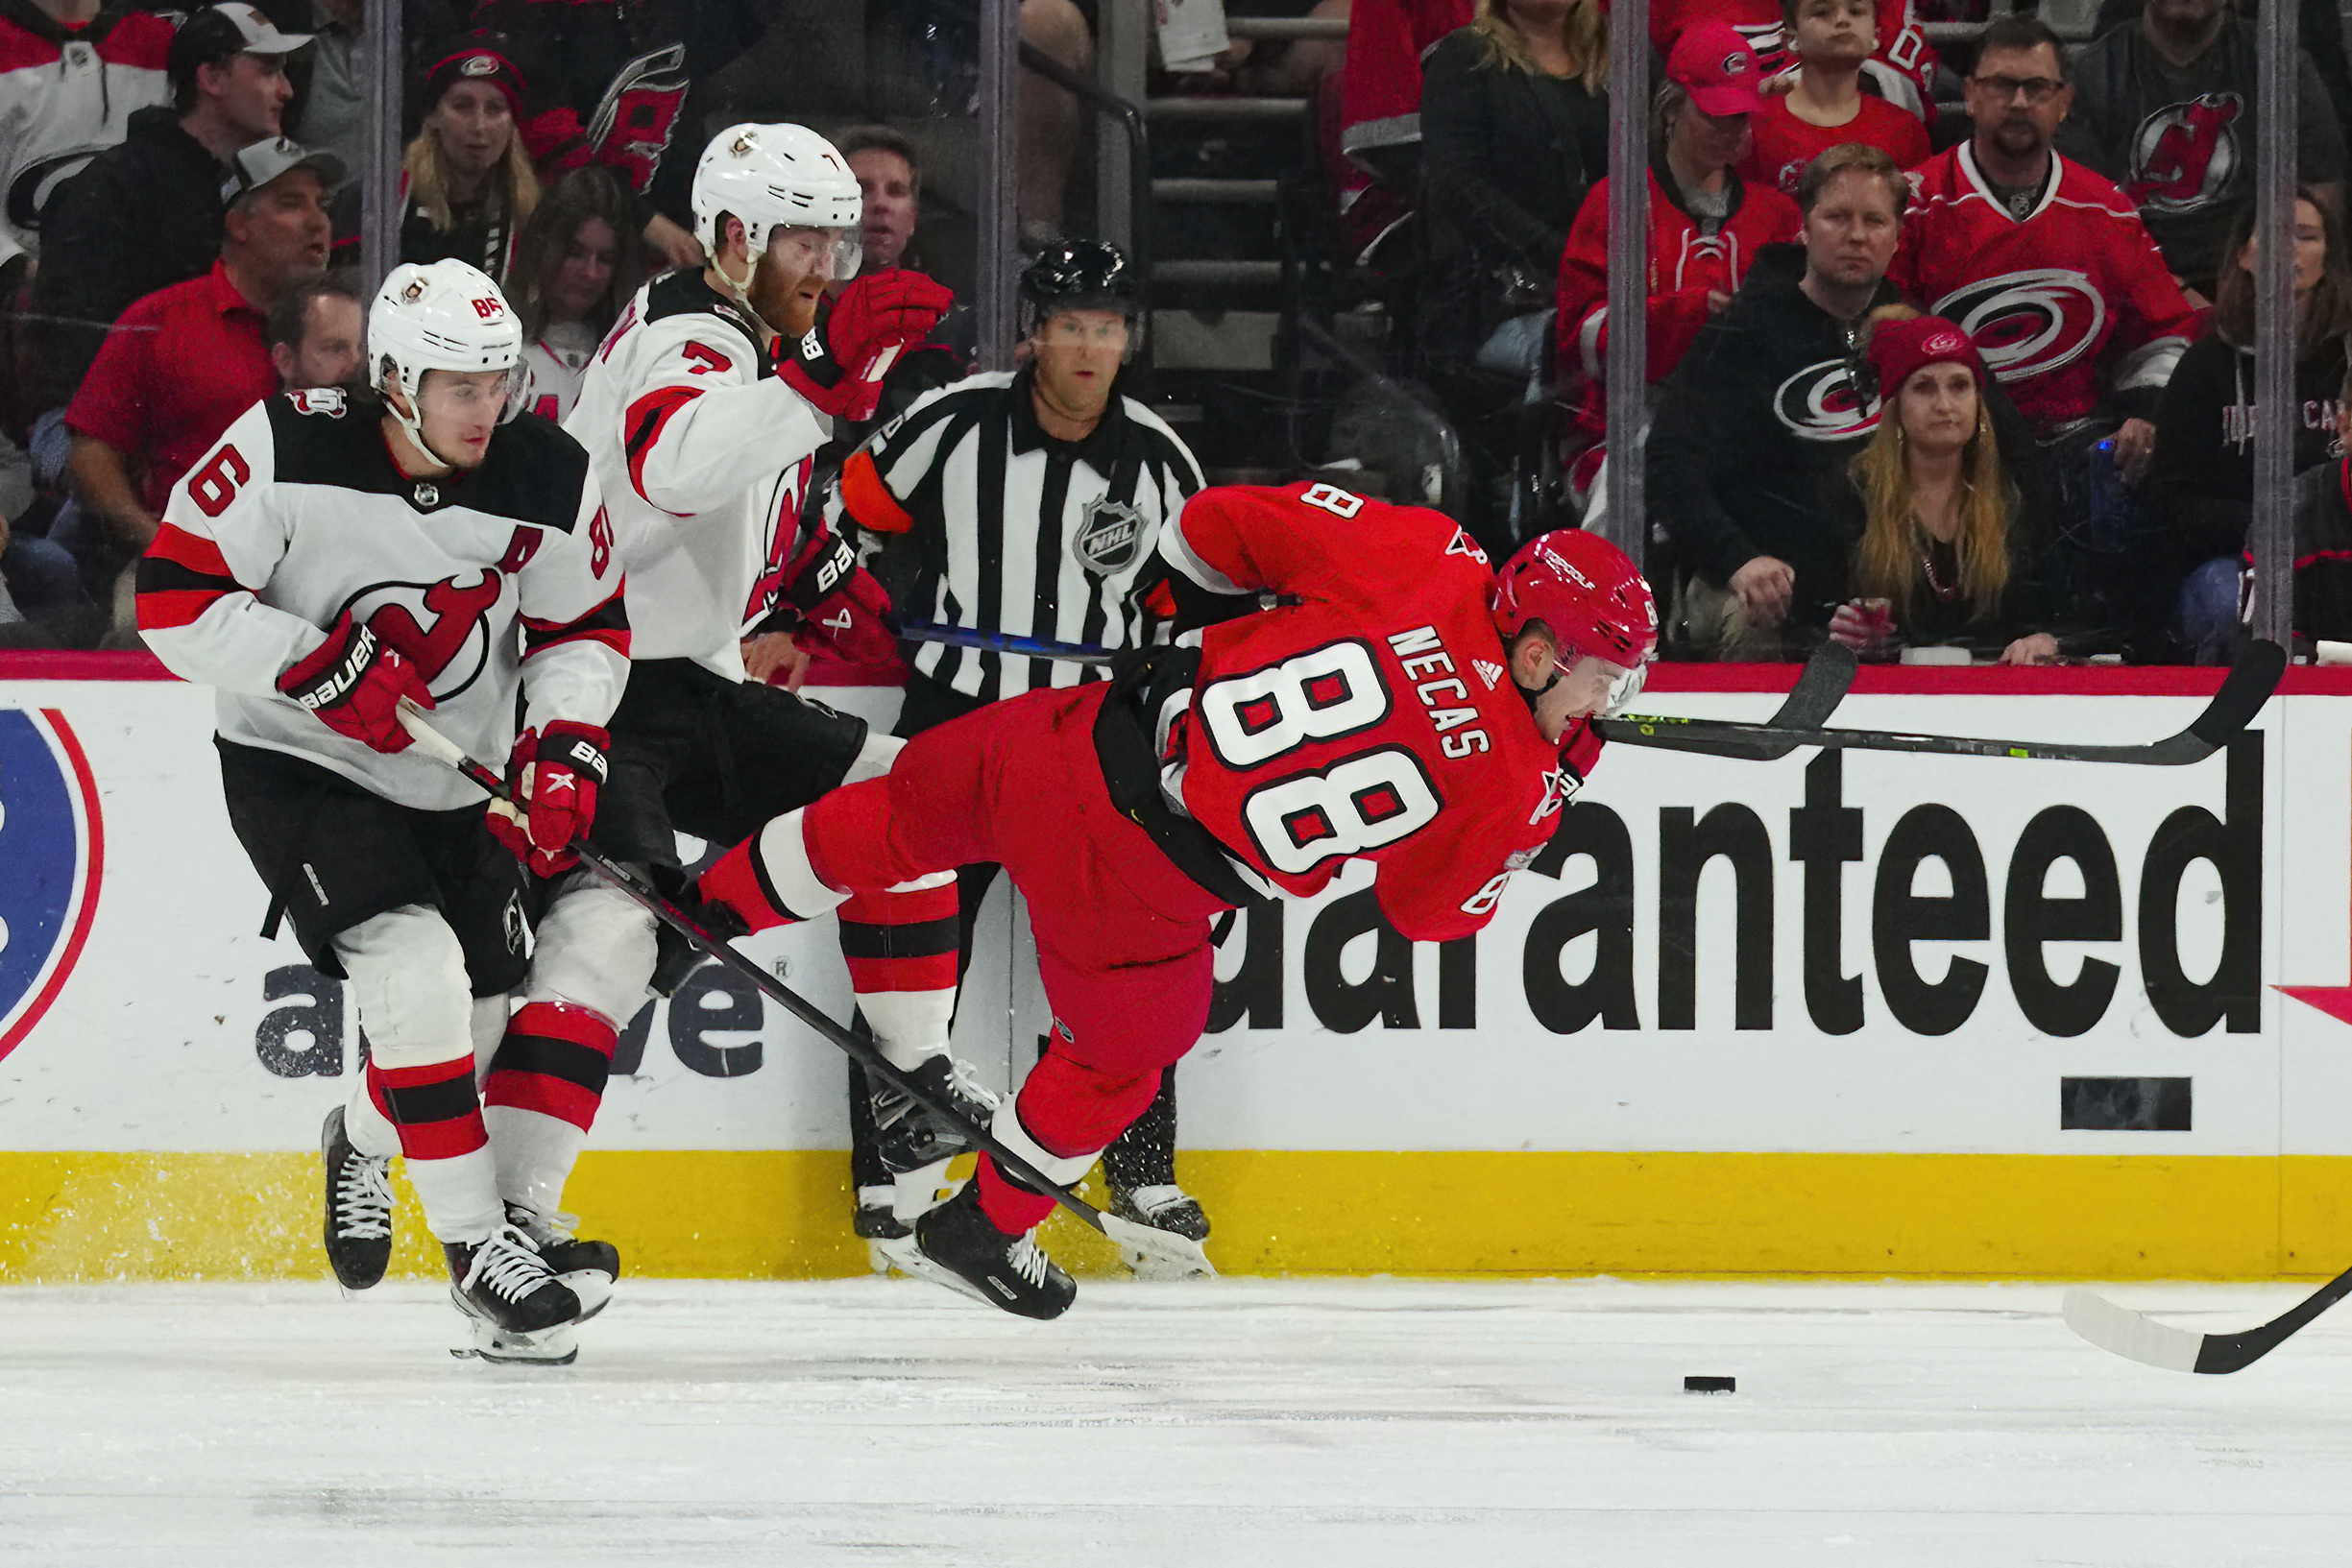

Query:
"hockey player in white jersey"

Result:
[[490, 121, 982, 1278], [137, 259, 631, 1361]]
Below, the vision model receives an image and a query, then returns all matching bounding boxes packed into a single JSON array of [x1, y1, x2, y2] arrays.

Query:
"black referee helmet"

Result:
[[1019, 239, 1143, 355]]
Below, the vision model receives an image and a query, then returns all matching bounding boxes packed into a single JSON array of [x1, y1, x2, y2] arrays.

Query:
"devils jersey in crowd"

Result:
[[1152, 483, 1593, 942], [569, 268, 843, 677], [1647, 0, 1937, 117], [835, 367, 1203, 703], [0, 0, 169, 268], [1892, 145, 2200, 433], [138, 390, 630, 810]]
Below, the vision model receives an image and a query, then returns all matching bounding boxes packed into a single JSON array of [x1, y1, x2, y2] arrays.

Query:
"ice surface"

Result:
[[2, 1277, 2347, 1566]]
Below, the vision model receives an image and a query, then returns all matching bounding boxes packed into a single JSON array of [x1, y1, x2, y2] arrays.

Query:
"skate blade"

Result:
[[868, 1233, 998, 1309], [450, 1319, 579, 1366], [560, 1269, 616, 1322]]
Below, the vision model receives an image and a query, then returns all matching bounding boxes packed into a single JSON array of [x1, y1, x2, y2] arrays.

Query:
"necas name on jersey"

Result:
[[1385, 623, 1491, 758]]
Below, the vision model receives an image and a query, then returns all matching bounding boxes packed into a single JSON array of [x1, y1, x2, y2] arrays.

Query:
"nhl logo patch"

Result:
[[412, 482, 440, 508], [1074, 497, 1149, 575]]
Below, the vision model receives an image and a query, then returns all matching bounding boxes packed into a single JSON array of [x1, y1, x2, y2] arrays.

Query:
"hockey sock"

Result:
[[368, 1056, 501, 1242], [483, 1000, 618, 1218], [342, 1070, 403, 1159], [699, 809, 849, 932], [972, 1100, 1098, 1236], [837, 877, 959, 1070]]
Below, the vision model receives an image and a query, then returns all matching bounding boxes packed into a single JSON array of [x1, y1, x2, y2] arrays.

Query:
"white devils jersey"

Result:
[[0, 3, 171, 267], [566, 269, 829, 677], [140, 390, 630, 811]]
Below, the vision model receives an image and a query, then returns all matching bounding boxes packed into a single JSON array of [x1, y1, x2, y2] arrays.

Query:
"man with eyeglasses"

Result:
[[2071, 0, 2344, 301], [1892, 15, 2196, 563]]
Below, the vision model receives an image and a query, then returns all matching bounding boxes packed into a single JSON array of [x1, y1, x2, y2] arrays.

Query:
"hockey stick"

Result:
[[1595, 639, 2285, 766], [393, 704, 1216, 1281], [899, 620, 1114, 663], [2062, 1266, 2352, 1373]]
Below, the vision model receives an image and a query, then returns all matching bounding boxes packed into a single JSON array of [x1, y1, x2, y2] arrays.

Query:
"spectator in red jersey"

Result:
[[400, 35, 539, 285], [1649, 0, 1938, 119], [1824, 310, 2063, 663], [1418, 0, 1611, 377], [1648, 142, 1906, 659], [2146, 191, 2352, 660], [1890, 15, 2198, 534], [60, 136, 335, 605], [1741, 0, 1930, 196], [1335, 0, 1473, 260], [264, 273, 362, 394], [1555, 22, 1799, 507], [506, 165, 636, 424], [2071, 0, 2346, 302]]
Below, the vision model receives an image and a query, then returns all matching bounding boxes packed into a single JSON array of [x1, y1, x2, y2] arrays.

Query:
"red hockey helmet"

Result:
[[1491, 529, 1659, 671]]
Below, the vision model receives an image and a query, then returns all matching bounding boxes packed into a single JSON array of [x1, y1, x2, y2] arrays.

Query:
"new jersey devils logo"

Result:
[[0, 709, 102, 1064], [1934, 269, 2108, 383], [2129, 93, 2244, 214], [1773, 358, 1880, 442], [338, 571, 505, 700]]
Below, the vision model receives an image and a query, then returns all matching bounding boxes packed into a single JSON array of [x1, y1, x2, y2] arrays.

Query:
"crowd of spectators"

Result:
[[1341, 0, 2352, 663]]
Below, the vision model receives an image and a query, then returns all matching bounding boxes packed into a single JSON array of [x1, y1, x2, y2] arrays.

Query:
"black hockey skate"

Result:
[[320, 1105, 393, 1291], [1107, 1183, 1213, 1281], [909, 1182, 1076, 1320], [870, 1053, 998, 1172], [446, 1224, 582, 1337], [503, 1204, 619, 1320]]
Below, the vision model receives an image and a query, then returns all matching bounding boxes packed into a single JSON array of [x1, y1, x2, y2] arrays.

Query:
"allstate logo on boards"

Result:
[[0, 708, 102, 1062]]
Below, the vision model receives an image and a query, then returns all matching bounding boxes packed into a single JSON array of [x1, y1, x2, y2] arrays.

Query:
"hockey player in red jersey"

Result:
[[691, 483, 1659, 1318], [136, 258, 630, 1357], [493, 121, 982, 1313]]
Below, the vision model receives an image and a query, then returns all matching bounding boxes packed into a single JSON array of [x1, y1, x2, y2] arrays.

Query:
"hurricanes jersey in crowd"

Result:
[[0, 0, 169, 267], [1893, 145, 2199, 432], [138, 390, 630, 810], [836, 367, 1203, 701], [569, 269, 835, 677], [1647, 0, 1937, 117], [1156, 483, 1592, 943]]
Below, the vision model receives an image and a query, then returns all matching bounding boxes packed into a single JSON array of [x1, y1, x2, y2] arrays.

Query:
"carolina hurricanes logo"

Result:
[[2129, 94, 2244, 214], [1933, 269, 2107, 383], [338, 571, 505, 700], [585, 44, 690, 194], [1773, 358, 1881, 442], [0, 709, 102, 1065]]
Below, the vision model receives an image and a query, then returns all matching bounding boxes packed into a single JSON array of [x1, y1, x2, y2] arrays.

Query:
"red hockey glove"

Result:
[[277, 613, 433, 754], [775, 271, 953, 421], [489, 720, 608, 878], [788, 563, 899, 673]]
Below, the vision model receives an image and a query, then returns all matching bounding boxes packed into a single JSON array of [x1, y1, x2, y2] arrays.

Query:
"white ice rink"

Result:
[[3, 1276, 2347, 1566]]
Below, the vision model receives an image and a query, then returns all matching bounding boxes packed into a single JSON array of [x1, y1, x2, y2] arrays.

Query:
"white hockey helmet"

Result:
[[692, 123, 862, 286], [370, 259, 523, 451]]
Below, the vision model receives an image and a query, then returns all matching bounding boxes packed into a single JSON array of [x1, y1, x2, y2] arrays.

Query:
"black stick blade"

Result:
[[2187, 639, 2288, 754]]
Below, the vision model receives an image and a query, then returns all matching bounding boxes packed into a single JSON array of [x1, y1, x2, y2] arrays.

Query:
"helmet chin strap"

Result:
[[387, 376, 470, 472]]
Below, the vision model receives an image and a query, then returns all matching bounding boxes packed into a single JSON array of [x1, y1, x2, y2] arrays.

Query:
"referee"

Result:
[[833, 240, 1212, 1267]]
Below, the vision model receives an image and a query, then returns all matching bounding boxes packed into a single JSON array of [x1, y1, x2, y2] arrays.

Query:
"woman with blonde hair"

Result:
[[400, 36, 540, 285], [1826, 311, 2063, 663]]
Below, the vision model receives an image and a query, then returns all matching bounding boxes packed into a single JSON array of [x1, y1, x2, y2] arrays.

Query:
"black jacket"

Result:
[[1418, 27, 1610, 359], [2285, 457, 2352, 639], [1647, 243, 1900, 621], [28, 106, 230, 413], [2145, 327, 2346, 571]]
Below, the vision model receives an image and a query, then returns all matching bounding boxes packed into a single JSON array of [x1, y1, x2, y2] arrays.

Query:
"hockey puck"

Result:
[[1684, 1375, 1735, 1394]]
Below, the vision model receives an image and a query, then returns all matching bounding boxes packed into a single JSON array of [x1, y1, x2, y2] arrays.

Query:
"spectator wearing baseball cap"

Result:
[[1821, 309, 2064, 663], [60, 135, 337, 613], [400, 34, 540, 285], [1556, 19, 1798, 517], [28, 2, 314, 417]]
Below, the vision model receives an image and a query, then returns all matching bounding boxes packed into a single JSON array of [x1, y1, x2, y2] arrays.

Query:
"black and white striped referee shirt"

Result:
[[833, 366, 1203, 702]]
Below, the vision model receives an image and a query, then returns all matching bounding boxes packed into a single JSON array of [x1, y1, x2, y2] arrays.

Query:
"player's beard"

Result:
[[748, 251, 824, 339]]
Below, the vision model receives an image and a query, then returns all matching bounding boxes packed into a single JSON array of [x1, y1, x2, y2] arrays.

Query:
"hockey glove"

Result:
[[775, 271, 954, 422], [788, 563, 899, 673], [490, 720, 609, 878], [277, 613, 433, 754]]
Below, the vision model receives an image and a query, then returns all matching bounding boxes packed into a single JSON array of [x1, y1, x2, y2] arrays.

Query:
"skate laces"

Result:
[[1006, 1232, 1052, 1289], [330, 1153, 394, 1240], [1121, 1184, 1189, 1221], [465, 1225, 555, 1302]]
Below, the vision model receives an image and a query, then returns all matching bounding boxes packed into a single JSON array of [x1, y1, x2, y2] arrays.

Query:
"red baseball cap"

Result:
[[1866, 314, 1987, 397], [1667, 21, 1768, 116]]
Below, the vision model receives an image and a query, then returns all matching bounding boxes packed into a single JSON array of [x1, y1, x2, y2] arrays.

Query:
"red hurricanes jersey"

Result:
[[1157, 483, 1594, 944], [1649, 0, 1938, 118], [1893, 146, 2200, 431]]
